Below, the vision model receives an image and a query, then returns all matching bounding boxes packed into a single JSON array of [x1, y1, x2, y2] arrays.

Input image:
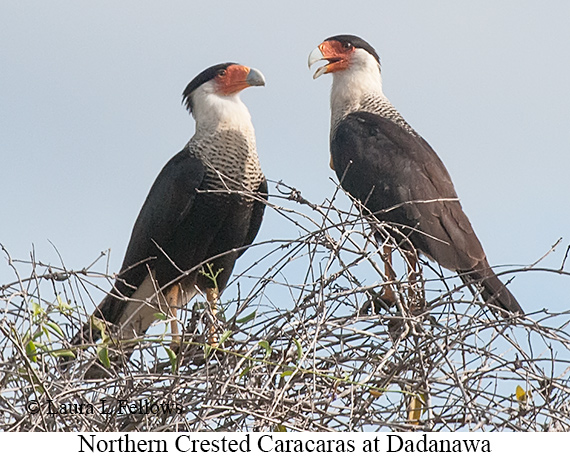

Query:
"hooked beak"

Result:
[[308, 46, 329, 79], [220, 65, 266, 95], [246, 67, 266, 87], [308, 41, 349, 79]]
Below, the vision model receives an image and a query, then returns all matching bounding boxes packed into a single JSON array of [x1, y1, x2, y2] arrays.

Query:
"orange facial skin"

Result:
[[216, 64, 252, 95], [317, 40, 354, 74]]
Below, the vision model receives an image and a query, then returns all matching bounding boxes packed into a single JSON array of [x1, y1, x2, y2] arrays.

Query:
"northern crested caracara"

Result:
[[309, 35, 522, 315], [73, 63, 267, 348]]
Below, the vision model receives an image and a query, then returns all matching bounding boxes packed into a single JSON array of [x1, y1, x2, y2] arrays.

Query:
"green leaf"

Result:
[[22, 329, 31, 344], [45, 321, 65, 339], [236, 310, 257, 324], [200, 263, 224, 289], [18, 370, 45, 394], [154, 312, 168, 321], [97, 345, 111, 368], [216, 308, 227, 322], [41, 324, 51, 342], [32, 328, 44, 341], [165, 347, 177, 373], [258, 340, 272, 359], [218, 330, 232, 346], [51, 349, 76, 359], [280, 366, 297, 378], [275, 424, 287, 432], [293, 338, 303, 362], [91, 317, 107, 341], [56, 295, 73, 314], [239, 366, 252, 379], [30, 300, 44, 318], [26, 340, 37, 362]]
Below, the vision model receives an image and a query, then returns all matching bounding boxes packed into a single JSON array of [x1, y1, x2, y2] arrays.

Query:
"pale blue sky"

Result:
[[1, 1, 569, 312]]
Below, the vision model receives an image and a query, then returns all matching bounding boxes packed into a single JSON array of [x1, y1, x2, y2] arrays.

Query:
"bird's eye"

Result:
[[342, 42, 353, 50], [218, 69, 227, 77]]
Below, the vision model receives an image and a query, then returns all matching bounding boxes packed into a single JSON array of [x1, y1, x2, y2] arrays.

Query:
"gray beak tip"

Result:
[[246, 68, 266, 87]]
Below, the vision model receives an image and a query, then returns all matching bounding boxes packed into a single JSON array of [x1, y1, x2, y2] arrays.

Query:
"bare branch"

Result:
[[1, 183, 568, 431]]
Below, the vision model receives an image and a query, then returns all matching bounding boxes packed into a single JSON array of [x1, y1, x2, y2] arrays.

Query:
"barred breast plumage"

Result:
[[189, 129, 264, 195]]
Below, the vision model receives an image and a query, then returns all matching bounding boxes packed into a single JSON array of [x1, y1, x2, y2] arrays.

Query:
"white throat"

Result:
[[328, 49, 417, 136], [330, 49, 385, 125], [190, 82, 254, 134]]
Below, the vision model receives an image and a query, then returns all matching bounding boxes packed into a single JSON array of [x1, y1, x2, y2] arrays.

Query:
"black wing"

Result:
[[238, 177, 268, 257], [331, 111, 487, 272], [331, 112, 522, 314], [73, 149, 205, 341], [113, 150, 205, 297]]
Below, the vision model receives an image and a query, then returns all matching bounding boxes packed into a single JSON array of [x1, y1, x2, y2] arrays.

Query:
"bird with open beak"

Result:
[[309, 35, 521, 316]]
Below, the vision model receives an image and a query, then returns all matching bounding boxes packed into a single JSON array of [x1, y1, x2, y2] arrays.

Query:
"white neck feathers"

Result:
[[190, 82, 254, 134], [330, 49, 385, 124]]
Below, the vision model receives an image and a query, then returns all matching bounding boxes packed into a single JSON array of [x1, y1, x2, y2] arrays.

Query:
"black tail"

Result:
[[462, 261, 523, 316], [70, 294, 125, 346]]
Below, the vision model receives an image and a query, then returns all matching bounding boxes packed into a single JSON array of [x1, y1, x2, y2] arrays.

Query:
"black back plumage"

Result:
[[331, 111, 522, 314], [93, 147, 267, 328], [68, 62, 267, 353]]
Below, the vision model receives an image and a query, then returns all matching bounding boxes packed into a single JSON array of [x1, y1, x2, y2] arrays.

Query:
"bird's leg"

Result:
[[380, 245, 397, 305], [405, 251, 425, 314], [361, 244, 398, 314], [166, 284, 181, 351], [206, 287, 220, 347]]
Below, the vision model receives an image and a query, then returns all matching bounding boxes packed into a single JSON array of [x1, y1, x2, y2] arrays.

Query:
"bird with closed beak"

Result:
[[72, 63, 267, 353]]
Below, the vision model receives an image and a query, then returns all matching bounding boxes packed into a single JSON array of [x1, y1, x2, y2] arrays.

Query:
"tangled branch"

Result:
[[1, 182, 569, 431]]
